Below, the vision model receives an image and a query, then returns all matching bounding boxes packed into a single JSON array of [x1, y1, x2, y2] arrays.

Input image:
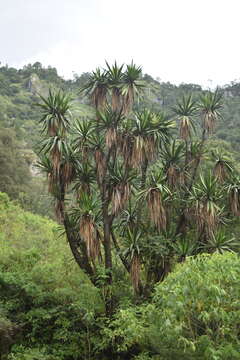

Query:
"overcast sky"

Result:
[[1, 0, 240, 86]]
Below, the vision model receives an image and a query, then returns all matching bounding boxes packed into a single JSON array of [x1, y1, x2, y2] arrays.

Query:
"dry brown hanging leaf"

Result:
[[62, 162, 73, 188], [55, 199, 64, 223], [213, 162, 227, 183], [47, 172, 56, 193], [112, 88, 122, 112], [95, 149, 105, 182], [180, 117, 190, 140], [92, 87, 107, 110], [80, 215, 99, 260], [167, 165, 179, 188], [51, 145, 61, 174], [106, 128, 117, 148], [121, 134, 133, 167], [111, 183, 130, 215], [147, 189, 166, 231], [123, 88, 134, 115], [195, 202, 217, 236], [131, 136, 144, 167], [130, 254, 141, 293], [203, 112, 215, 134], [49, 123, 58, 137], [77, 183, 91, 200], [145, 136, 156, 162], [230, 189, 240, 216]]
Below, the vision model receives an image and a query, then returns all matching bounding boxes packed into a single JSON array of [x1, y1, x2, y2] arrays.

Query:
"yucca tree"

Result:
[[37, 63, 240, 311]]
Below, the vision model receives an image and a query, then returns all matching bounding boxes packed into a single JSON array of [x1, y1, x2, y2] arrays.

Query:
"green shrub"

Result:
[[107, 253, 240, 359]]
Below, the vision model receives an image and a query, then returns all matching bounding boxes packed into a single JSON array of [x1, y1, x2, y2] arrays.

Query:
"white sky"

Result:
[[1, 0, 240, 86]]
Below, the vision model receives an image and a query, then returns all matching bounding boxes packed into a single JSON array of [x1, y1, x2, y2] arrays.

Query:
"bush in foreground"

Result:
[[107, 252, 240, 359]]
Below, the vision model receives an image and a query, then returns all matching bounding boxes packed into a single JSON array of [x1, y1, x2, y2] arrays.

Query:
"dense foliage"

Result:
[[106, 253, 240, 360]]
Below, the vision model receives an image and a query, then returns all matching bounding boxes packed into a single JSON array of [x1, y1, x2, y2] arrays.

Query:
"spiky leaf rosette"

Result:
[[172, 95, 196, 140], [198, 90, 223, 134], [37, 89, 72, 136], [203, 231, 238, 254], [121, 61, 144, 114], [80, 68, 108, 110], [73, 162, 95, 198], [97, 107, 123, 149], [71, 118, 94, 160], [106, 61, 124, 112]]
